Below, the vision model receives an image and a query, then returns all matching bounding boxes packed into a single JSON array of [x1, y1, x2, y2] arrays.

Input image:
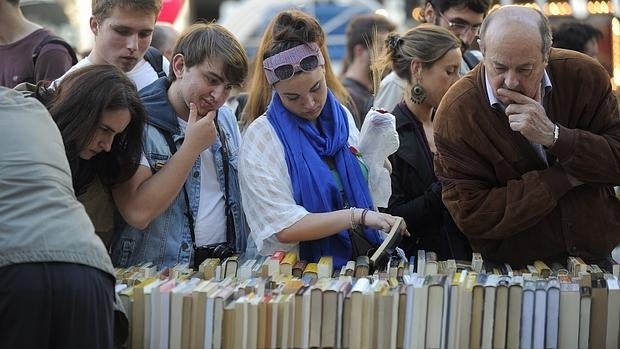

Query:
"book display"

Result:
[[115, 253, 620, 349]]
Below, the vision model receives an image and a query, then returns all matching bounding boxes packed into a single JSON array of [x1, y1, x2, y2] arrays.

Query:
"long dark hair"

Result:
[[48, 65, 146, 195]]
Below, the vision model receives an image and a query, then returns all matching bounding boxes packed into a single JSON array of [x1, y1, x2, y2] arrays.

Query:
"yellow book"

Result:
[[533, 260, 551, 278], [280, 251, 298, 277], [317, 256, 333, 279], [199, 258, 220, 280], [303, 262, 318, 279]]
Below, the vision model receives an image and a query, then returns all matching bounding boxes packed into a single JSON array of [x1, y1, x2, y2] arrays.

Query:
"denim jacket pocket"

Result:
[[147, 152, 171, 173]]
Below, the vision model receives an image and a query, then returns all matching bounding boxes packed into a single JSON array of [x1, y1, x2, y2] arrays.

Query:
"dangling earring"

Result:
[[410, 81, 426, 104]]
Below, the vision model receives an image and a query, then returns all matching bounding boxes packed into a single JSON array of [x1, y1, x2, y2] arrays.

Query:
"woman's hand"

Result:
[[362, 210, 410, 236]]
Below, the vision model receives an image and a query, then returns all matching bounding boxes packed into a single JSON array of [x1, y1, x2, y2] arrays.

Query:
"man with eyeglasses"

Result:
[[373, 0, 490, 111]]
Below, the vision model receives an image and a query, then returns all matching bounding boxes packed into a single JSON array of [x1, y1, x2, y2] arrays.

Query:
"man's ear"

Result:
[[89, 16, 99, 36], [423, 2, 436, 23], [353, 43, 367, 59], [171, 53, 186, 79]]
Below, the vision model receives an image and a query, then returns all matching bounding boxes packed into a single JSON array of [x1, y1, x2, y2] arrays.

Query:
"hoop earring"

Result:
[[410, 83, 426, 104]]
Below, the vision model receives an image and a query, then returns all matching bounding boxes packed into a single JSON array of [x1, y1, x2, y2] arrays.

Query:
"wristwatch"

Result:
[[551, 123, 560, 147]]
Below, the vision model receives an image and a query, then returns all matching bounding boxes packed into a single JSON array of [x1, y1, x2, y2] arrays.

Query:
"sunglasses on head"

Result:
[[263, 42, 326, 85], [270, 55, 320, 81]]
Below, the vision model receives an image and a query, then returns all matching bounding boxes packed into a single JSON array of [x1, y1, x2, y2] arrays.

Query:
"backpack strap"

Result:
[[144, 47, 166, 78], [149, 110, 236, 248], [32, 35, 78, 67]]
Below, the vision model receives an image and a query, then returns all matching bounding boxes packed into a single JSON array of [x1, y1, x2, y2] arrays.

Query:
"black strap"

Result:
[[161, 132, 197, 247], [158, 110, 236, 248], [32, 35, 78, 67], [144, 47, 166, 78], [213, 112, 236, 247]]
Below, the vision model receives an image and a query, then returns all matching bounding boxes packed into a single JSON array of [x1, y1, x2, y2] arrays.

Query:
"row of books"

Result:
[[115, 253, 620, 349]]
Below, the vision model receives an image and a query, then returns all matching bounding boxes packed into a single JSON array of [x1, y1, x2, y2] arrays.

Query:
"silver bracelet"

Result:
[[349, 207, 359, 230]]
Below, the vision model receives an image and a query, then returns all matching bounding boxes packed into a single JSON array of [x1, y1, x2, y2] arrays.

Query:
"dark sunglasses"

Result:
[[269, 55, 321, 81]]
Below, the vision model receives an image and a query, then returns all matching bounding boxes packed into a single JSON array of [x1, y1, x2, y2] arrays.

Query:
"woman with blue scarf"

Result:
[[239, 11, 406, 268]]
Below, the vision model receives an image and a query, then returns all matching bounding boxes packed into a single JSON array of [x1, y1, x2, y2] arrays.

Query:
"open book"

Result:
[[370, 217, 404, 269]]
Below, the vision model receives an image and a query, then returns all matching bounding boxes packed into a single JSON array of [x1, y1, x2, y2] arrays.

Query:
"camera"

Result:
[[193, 243, 236, 269]]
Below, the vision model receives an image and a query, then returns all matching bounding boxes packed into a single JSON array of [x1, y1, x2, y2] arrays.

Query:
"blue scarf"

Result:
[[267, 89, 382, 267]]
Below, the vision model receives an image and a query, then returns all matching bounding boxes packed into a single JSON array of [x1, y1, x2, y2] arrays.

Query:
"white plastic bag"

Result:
[[357, 108, 399, 208]]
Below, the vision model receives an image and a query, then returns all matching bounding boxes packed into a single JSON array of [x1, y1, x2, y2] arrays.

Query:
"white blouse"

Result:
[[239, 108, 360, 256]]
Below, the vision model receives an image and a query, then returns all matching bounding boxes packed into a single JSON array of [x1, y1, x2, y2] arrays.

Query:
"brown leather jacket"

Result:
[[434, 48, 620, 266]]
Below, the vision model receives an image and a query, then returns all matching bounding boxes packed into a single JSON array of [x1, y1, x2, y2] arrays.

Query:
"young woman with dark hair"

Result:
[[48, 64, 146, 244]]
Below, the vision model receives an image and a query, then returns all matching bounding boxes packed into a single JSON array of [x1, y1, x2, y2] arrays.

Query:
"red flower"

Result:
[[349, 145, 362, 157]]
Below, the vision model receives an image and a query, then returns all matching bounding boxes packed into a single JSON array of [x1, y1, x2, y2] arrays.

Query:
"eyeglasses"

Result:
[[268, 55, 321, 81], [438, 11, 482, 35]]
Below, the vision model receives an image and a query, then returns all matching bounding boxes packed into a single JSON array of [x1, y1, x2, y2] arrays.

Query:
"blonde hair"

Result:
[[241, 10, 352, 128], [371, 24, 460, 92]]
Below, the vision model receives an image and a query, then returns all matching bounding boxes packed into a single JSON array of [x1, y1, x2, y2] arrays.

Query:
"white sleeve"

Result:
[[344, 104, 360, 147], [372, 71, 407, 111], [239, 115, 307, 255]]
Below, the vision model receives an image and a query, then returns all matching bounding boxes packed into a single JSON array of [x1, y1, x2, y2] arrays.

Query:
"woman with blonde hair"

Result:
[[239, 10, 406, 268], [241, 10, 352, 129], [375, 24, 472, 260]]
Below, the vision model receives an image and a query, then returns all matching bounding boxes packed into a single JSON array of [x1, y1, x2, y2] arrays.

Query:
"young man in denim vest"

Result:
[[111, 23, 250, 269]]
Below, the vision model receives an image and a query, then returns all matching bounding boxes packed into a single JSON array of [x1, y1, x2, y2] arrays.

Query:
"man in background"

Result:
[[152, 22, 179, 61], [341, 14, 396, 128], [53, 0, 167, 91], [553, 21, 602, 58], [0, 0, 75, 88]]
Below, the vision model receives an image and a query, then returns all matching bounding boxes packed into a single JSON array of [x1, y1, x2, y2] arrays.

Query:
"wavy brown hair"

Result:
[[48, 65, 146, 195], [241, 10, 352, 128]]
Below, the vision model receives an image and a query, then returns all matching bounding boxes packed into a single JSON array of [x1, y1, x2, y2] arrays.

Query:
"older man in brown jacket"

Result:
[[434, 5, 620, 267]]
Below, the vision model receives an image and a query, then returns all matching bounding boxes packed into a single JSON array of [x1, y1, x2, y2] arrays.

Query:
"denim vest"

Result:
[[111, 78, 248, 269]]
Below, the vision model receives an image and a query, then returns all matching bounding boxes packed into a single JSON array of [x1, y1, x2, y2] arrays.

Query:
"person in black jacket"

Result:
[[374, 24, 472, 260]]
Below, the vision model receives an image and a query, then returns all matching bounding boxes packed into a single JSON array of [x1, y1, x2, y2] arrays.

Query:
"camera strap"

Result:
[[160, 110, 236, 249], [213, 113, 236, 248], [162, 131, 197, 248]]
